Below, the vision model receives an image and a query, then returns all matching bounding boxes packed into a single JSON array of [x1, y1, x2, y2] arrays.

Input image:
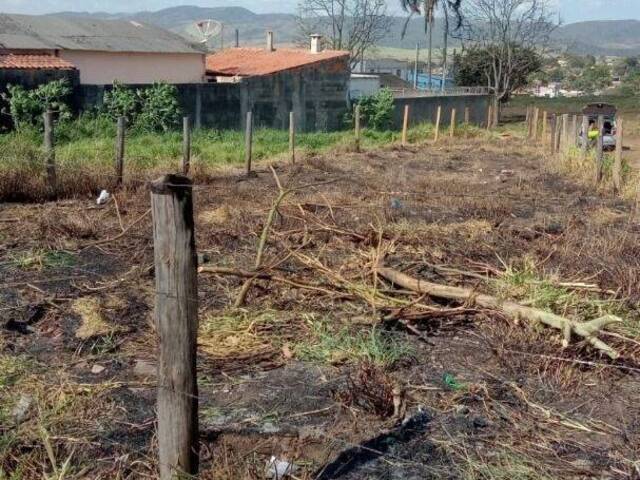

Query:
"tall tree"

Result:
[[297, 0, 391, 70], [454, 0, 556, 122]]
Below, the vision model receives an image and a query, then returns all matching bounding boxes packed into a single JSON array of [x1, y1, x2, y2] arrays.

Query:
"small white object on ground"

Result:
[[11, 394, 32, 423], [96, 190, 110, 205], [265, 456, 297, 479], [91, 364, 106, 374]]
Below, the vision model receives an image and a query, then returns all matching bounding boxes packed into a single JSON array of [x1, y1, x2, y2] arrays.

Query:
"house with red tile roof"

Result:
[[205, 33, 350, 132]]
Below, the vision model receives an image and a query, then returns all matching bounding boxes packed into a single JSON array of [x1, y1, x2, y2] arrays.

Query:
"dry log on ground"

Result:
[[376, 266, 623, 359]]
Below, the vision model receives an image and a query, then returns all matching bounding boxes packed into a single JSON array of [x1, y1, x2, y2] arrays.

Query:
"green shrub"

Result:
[[348, 88, 395, 131], [102, 81, 138, 124], [136, 83, 181, 133], [101, 82, 181, 133], [1, 79, 72, 130]]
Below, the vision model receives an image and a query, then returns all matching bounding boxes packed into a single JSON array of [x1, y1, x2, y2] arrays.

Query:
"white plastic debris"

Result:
[[11, 394, 32, 424], [265, 456, 298, 479], [96, 190, 110, 205], [91, 364, 106, 374]]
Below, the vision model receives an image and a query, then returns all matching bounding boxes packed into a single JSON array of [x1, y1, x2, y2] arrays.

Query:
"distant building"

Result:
[[0, 14, 206, 85], [349, 74, 381, 99], [206, 33, 350, 131]]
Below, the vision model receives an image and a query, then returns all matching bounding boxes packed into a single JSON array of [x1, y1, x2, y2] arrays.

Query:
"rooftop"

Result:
[[0, 54, 76, 70], [206, 47, 349, 77], [0, 14, 205, 55]]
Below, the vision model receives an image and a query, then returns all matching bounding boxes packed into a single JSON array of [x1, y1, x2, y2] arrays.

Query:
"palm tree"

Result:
[[400, 1, 462, 90]]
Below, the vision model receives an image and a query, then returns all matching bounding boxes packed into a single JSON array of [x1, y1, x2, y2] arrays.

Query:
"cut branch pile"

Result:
[[376, 266, 623, 359], [198, 171, 630, 362]]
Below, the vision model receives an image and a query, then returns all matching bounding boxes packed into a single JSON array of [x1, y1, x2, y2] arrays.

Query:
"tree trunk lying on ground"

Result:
[[376, 266, 623, 360]]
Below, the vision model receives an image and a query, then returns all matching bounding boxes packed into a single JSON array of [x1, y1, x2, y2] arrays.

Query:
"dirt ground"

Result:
[[1, 133, 640, 479]]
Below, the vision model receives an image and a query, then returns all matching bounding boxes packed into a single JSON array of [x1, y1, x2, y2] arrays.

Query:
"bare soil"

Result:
[[1, 135, 640, 479]]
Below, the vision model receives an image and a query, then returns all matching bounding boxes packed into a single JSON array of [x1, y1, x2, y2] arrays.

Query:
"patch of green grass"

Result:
[[297, 320, 413, 367], [494, 259, 627, 322], [9, 249, 75, 271]]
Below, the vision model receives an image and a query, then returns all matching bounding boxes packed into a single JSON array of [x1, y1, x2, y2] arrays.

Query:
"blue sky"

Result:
[[2, 0, 640, 23]]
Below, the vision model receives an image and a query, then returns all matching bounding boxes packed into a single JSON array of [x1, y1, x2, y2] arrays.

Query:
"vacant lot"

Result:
[[1, 129, 639, 479]]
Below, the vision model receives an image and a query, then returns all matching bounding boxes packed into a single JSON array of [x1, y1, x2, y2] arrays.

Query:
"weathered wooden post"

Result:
[[354, 104, 361, 152], [532, 108, 540, 140], [486, 104, 492, 130], [596, 114, 604, 184], [525, 106, 531, 136], [570, 115, 578, 147], [245, 111, 253, 176], [464, 106, 470, 125], [581, 115, 589, 158], [289, 111, 296, 164], [115, 116, 126, 187], [613, 116, 623, 195], [555, 115, 563, 154], [182, 116, 191, 175], [449, 107, 456, 138], [561, 114, 569, 154], [548, 114, 556, 154], [434, 105, 442, 141], [43, 111, 56, 198], [401, 104, 410, 147], [150, 174, 199, 480], [541, 111, 548, 145]]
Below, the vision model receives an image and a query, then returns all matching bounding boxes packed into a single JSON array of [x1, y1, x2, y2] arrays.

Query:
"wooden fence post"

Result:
[[434, 105, 442, 141], [150, 174, 199, 480], [548, 115, 556, 153], [596, 114, 604, 184], [556, 116, 563, 154], [43, 111, 56, 198], [354, 104, 361, 152], [525, 106, 531, 137], [245, 111, 253, 176], [464, 106, 470, 125], [182, 116, 191, 175], [581, 115, 589, 158], [541, 111, 547, 145], [289, 111, 296, 164], [532, 108, 539, 140], [570, 115, 577, 147], [449, 108, 456, 138], [561, 114, 569, 154], [401, 104, 410, 147], [613, 116, 623, 195], [115, 116, 126, 187]]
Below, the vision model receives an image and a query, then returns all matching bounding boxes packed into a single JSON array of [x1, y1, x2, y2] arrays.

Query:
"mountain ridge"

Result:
[[48, 7, 640, 56]]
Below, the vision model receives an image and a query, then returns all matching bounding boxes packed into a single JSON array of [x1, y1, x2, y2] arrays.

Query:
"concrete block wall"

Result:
[[73, 57, 350, 132], [240, 57, 350, 132], [392, 94, 492, 129]]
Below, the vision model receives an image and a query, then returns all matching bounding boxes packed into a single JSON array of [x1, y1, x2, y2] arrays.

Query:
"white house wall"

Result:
[[59, 50, 205, 85]]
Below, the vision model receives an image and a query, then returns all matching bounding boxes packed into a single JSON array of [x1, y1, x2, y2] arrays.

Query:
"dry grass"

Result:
[[1, 119, 640, 479]]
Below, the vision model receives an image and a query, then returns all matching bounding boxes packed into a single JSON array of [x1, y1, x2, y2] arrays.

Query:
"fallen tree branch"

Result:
[[81, 208, 151, 249], [376, 266, 623, 359], [199, 266, 353, 298]]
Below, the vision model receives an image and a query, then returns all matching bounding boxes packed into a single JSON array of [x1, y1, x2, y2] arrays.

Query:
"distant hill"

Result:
[[50, 7, 640, 56], [552, 20, 640, 56]]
